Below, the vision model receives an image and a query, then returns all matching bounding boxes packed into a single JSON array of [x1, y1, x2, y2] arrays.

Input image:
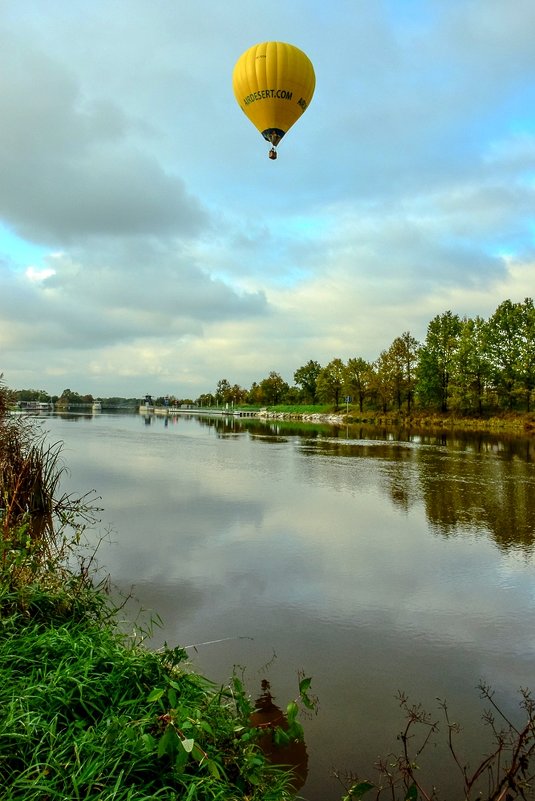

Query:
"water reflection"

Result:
[[133, 413, 535, 549], [250, 680, 308, 792], [40, 412, 535, 801], [294, 434, 535, 550]]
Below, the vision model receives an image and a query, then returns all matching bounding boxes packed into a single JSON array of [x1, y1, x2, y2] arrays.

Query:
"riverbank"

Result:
[[259, 407, 535, 434], [138, 403, 535, 434], [1, 577, 298, 800]]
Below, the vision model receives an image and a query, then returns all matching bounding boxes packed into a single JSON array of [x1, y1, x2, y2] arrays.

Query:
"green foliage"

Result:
[[13, 296, 535, 417], [417, 311, 462, 412], [0, 601, 298, 800], [294, 360, 322, 404], [259, 372, 290, 406], [342, 781, 374, 800], [191, 297, 535, 417], [260, 403, 333, 415], [317, 358, 346, 409], [345, 357, 372, 413]]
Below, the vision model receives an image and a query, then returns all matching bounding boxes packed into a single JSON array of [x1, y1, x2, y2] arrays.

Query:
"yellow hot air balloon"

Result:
[[232, 41, 315, 160]]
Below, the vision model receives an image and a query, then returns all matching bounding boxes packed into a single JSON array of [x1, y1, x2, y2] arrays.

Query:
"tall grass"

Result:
[[0, 610, 294, 800]]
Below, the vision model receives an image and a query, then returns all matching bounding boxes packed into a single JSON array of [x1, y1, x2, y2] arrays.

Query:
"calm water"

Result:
[[41, 412, 535, 800]]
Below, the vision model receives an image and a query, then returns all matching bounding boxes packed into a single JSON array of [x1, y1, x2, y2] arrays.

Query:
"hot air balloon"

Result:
[[232, 41, 315, 160]]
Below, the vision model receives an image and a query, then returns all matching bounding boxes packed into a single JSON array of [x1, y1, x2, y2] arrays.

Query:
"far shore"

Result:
[[137, 403, 535, 435], [257, 408, 535, 435]]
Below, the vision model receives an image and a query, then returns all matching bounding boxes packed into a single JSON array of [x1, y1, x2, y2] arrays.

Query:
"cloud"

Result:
[[1, 0, 534, 395], [0, 31, 208, 244]]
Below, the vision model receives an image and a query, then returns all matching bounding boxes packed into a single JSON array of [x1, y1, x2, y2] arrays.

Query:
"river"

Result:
[[40, 411, 535, 800]]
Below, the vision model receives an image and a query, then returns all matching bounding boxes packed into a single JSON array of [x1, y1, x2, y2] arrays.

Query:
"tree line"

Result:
[[11, 298, 535, 416], [199, 298, 535, 414]]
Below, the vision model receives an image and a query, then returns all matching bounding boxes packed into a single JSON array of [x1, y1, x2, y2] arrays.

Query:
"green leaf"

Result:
[[301, 693, 316, 711], [405, 784, 418, 801], [273, 727, 290, 746], [206, 758, 222, 779], [141, 733, 156, 753], [299, 677, 312, 694], [147, 687, 165, 702], [199, 719, 214, 736], [174, 745, 189, 773], [286, 701, 299, 724], [167, 687, 178, 708], [345, 781, 375, 800], [158, 726, 179, 758], [287, 720, 304, 742]]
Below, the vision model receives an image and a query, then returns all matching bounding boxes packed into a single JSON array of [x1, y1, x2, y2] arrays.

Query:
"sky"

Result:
[[1, 0, 534, 399]]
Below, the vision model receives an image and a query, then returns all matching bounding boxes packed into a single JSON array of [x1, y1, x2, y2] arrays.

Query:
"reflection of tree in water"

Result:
[[250, 680, 308, 793], [295, 426, 535, 551], [418, 447, 535, 549], [184, 415, 535, 550], [376, 435, 535, 549]]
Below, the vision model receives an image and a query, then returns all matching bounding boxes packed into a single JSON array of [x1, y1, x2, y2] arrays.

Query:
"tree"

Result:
[[293, 360, 322, 404], [215, 379, 232, 405], [367, 336, 419, 414], [452, 316, 490, 414], [368, 352, 392, 412], [246, 382, 263, 406], [485, 298, 535, 412], [517, 298, 535, 412], [395, 331, 420, 413], [196, 392, 215, 407], [417, 311, 462, 412], [345, 357, 372, 413], [317, 359, 346, 409], [258, 372, 289, 406], [14, 389, 51, 403], [229, 384, 248, 405], [56, 388, 93, 407]]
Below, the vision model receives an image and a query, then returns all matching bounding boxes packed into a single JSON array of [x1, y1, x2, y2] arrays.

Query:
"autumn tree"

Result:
[[368, 352, 392, 412], [317, 358, 346, 409], [247, 382, 263, 406], [395, 331, 420, 412], [345, 357, 372, 413], [259, 371, 289, 405]]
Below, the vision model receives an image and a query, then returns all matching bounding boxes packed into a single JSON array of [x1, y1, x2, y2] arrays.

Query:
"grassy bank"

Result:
[[0, 385, 301, 800], [0, 586, 295, 800]]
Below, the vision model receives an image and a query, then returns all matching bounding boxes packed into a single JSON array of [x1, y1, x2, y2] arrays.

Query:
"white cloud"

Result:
[[0, 0, 534, 395], [25, 266, 56, 282]]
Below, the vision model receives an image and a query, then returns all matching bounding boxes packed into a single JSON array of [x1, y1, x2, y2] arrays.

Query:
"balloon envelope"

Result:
[[232, 41, 315, 147]]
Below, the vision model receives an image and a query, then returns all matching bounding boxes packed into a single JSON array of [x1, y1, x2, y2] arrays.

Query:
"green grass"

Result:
[[260, 404, 335, 415], [0, 585, 295, 801]]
